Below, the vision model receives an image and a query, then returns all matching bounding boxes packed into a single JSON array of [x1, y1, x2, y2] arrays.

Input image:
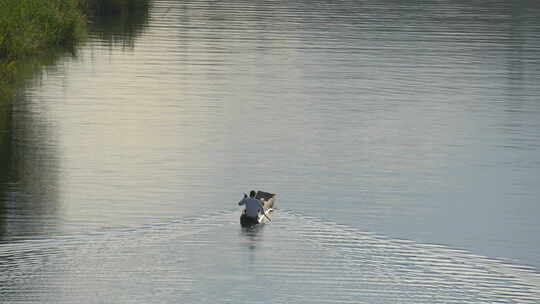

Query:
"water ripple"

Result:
[[1, 210, 539, 303]]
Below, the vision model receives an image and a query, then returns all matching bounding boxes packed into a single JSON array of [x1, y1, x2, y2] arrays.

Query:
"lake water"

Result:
[[1, 0, 540, 302]]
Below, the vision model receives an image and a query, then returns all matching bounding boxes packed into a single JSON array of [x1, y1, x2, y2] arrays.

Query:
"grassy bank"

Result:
[[0, 0, 84, 98], [0, 0, 84, 62], [0, 0, 150, 101]]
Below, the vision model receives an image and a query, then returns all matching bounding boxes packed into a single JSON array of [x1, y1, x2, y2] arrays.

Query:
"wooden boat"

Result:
[[239, 191, 276, 228]]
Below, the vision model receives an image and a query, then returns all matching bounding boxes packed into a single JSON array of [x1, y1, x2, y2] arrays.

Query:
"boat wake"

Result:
[[1, 208, 539, 303], [275, 210, 540, 303]]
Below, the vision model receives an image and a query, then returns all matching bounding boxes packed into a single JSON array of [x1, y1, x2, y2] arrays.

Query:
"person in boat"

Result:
[[238, 190, 264, 225]]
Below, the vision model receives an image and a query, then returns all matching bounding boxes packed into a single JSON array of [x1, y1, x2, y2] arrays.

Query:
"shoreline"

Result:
[[0, 0, 150, 103]]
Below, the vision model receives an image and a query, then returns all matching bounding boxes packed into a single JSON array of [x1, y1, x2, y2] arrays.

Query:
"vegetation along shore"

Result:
[[0, 0, 150, 101]]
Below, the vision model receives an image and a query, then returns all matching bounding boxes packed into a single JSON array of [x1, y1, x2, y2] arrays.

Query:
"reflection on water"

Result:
[[0, 0, 540, 302], [1, 210, 540, 303], [89, 7, 150, 48], [241, 223, 267, 251], [0, 102, 11, 237], [0, 3, 151, 241], [0, 93, 61, 241]]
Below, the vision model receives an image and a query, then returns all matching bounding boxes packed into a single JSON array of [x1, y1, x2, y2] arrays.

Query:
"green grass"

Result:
[[0, 0, 150, 101], [0, 0, 85, 98], [0, 0, 84, 63]]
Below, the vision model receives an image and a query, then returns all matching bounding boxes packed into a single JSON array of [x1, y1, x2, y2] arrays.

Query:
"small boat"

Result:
[[239, 191, 276, 228]]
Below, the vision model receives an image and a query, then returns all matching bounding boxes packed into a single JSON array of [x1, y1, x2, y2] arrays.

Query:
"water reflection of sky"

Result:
[[0, 0, 539, 269], [2, 211, 540, 303]]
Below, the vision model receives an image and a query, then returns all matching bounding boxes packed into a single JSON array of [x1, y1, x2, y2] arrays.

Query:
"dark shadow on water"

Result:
[[0, 39, 78, 244], [88, 8, 150, 49], [240, 224, 266, 251], [0, 93, 60, 242], [0, 101, 12, 239], [0, 5, 152, 242]]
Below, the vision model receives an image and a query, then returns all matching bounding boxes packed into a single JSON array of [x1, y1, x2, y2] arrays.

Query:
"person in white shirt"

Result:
[[238, 190, 263, 220]]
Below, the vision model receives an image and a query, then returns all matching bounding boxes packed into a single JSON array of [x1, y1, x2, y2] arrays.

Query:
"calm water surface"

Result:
[[1, 0, 540, 302]]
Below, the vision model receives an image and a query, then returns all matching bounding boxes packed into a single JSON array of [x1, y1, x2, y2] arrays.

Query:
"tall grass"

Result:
[[0, 0, 85, 97], [0, 0, 84, 63], [0, 0, 150, 100]]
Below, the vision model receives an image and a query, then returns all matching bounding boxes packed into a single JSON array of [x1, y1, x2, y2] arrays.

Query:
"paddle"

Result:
[[260, 201, 272, 223]]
